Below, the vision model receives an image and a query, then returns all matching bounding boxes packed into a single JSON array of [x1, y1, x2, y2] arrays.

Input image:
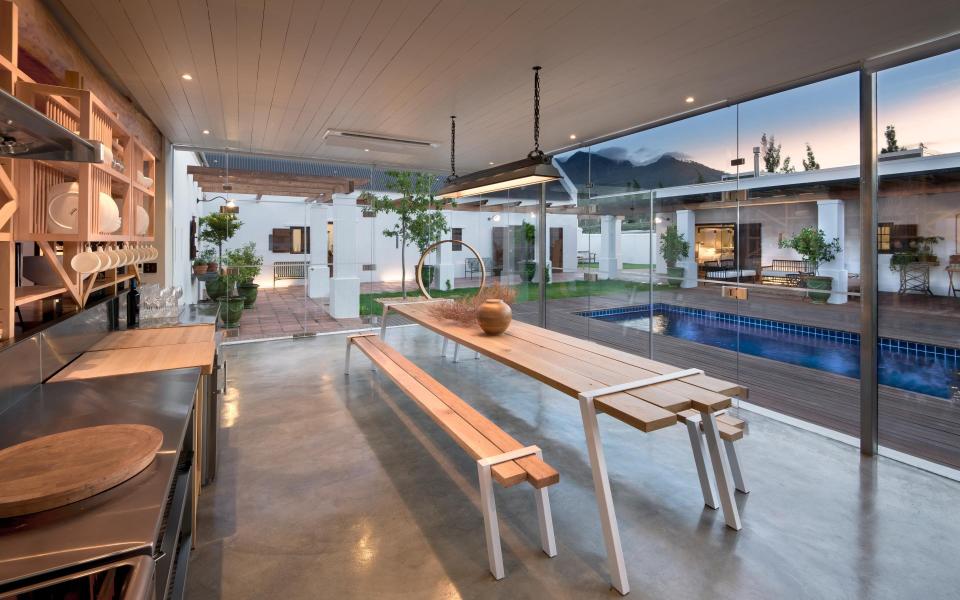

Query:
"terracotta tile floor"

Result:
[[223, 285, 364, 342]]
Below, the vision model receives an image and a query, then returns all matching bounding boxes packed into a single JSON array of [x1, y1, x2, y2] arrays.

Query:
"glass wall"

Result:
[[876, 50, 960, 469]]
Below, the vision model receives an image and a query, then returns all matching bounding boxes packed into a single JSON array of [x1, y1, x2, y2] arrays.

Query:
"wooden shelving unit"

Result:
[[0, 0, 156, 340]]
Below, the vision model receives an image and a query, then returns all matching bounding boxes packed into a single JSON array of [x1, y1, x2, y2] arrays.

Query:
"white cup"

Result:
[[71, 248, 102, 274]]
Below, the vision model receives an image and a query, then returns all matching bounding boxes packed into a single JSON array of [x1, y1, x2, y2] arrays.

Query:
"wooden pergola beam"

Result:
[[187, 165, 366, 196]]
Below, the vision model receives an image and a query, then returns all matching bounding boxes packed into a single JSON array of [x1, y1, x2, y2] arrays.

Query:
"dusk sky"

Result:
[[567, 49, 960, 174]]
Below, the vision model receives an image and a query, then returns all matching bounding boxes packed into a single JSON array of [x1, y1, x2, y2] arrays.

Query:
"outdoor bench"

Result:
[[273, 261, 306, 288]]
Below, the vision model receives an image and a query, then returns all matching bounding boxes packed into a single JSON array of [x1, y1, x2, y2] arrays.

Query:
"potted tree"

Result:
[[192, 256, 208, 276], [779, 227, 842, 303], [659, 225, 690, 288], [371, 171, 449, 298], [224, 242, 264, 308], [198, 213, 242, 300]]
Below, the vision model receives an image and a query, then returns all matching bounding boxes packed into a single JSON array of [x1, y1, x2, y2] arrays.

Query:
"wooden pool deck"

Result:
[[510, 292, 960, 471]]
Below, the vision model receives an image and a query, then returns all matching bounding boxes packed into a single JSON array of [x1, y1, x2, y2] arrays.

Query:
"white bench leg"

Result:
[[477, 462, 505, 580], [344, 340, 352, 374], [474, 350, 480, 360], [453, 343, 460, 363], [701, 411, 742, 531], [577, 394, 629, 595], [442, 338, 449, 356], [684, 416, 719, 510], [724, 439, 749, 494], [532, 449, 557, 558]]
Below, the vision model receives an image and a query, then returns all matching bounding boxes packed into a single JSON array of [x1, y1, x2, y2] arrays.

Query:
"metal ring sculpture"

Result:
[[416, 239, 485, 299]]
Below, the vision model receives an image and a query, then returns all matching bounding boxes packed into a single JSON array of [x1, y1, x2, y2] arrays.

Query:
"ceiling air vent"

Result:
[[323, 129, 439, 154]]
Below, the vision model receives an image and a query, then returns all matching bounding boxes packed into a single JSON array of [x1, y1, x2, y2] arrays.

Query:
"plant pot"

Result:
[[804, 275, 833, 304], [204, 276, 228, 301], [206, 262, 218, 273], [237, 282, 259, 308], [666, 266, 684, 288], [193, 264, 207, 276], [420, 265, 436, 289], [218, 296, 245, 327], [477, 299, 512, 335], [521, 261, 536, 283]]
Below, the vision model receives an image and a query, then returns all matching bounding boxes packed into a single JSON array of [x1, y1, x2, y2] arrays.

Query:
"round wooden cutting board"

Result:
[[0, 424, 163, 518]]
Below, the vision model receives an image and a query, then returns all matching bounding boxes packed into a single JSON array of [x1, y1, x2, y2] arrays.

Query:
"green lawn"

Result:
[[359, 278, 659, 316], [578, 262, 652, 270]]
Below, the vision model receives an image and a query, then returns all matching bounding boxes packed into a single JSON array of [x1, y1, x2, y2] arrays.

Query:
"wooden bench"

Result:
[[345, 333, 559, 580], [760, 259, 812, 287], [677, 409, 748, 510], [273, 261, 306, 288]]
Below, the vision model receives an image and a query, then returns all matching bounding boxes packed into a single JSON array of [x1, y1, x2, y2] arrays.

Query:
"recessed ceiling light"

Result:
[[569, 134, 577, 140], [363, 148, 369, 152], [489, 161, 495, 165], [202, 129, 210, 135], [685, 96, 695, 103], [182, 73, 193, 80]]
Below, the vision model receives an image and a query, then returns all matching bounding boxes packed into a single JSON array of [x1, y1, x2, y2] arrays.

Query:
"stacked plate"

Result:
[[47, 182, 122, 235]]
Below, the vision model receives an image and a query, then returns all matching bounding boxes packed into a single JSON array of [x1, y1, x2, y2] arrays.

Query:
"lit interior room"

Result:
[[1, 1, 959, 599]]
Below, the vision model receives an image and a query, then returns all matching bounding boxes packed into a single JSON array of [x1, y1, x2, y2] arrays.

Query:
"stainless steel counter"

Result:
[[0, 367, 201, 588]]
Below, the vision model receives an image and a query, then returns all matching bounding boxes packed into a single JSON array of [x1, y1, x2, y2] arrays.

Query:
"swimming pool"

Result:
[[577, 304, 960, 399]]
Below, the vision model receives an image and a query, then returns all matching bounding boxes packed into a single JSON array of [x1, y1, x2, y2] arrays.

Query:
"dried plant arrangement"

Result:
[[429, 283, 517, 326]]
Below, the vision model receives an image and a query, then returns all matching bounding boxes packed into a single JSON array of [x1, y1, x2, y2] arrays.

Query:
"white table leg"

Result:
[[344, 339, 352, 374], [724, 439, 749, 494], [380, 306, 389, 339], [701, 411, 742, 531], [684, 416, 719, 509], [442, 338, 449, 356], [453, 343, 460, 363], [578, 394, 629, 595]]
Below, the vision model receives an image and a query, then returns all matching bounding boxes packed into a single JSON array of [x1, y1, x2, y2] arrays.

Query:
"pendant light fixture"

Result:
[[438, 66, 560, 199]]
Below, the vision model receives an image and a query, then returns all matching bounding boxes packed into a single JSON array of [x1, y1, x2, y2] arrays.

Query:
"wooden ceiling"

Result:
[[54, 1, 960, 172]]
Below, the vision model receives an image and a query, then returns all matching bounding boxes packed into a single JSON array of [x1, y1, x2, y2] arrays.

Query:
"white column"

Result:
[[817, 199, 848, 304], [308, 206, 329, 298], [676, 210, 697, 288], [598, 215, 621, 279], [329, 193, 361, 319], [436, 211, 456, 290]]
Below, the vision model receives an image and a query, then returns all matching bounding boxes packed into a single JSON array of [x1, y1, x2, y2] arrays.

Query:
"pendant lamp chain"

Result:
[[528, 65, 544, 161], [448, 115, 457, 181]]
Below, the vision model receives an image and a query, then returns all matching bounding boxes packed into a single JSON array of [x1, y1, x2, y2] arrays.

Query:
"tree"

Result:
[[882, 125, 901, 153], [198, 213, 242, 269], [760, 133, 781, 172], [778, 227, 841, 274], [371, 171, 449, 298], [802, 143, 820, 171], [780, 156, 796, 174]]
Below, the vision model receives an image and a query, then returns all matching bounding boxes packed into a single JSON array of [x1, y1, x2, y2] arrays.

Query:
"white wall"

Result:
[[170, 150, 202, 297], [579, 230, 653, 265]]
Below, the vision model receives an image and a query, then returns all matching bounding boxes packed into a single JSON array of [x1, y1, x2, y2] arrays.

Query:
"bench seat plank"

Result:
[[369, 338, 559, 488], [352, 337, 528, 487]]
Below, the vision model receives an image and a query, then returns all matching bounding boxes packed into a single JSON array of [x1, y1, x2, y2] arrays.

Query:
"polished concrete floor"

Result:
[[187, 327, 960, 599]]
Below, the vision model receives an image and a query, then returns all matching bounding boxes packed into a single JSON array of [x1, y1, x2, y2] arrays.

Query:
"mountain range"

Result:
[[556, 150, 725, 190]]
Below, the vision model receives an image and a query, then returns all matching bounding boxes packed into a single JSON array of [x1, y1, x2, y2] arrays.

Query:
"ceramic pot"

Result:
[[237, 282, 259, 308], [193, 264, 208, 276], [218, 296, 244, 328], [477, 299, 512, 335], [666, 266, 684, 288], [206, 262, 218, 273], [804, 275, 833, 304], [205, 277, 229, 301]]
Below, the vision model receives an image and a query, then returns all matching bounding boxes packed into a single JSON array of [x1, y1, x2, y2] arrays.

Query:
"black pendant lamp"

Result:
[[438, 66, 561, 199]]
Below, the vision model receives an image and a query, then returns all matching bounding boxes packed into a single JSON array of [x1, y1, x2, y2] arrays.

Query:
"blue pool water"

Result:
[[578, 304, 960, 399]]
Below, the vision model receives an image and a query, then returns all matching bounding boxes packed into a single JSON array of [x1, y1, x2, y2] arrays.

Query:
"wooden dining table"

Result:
[[381, 299, 746, 595]]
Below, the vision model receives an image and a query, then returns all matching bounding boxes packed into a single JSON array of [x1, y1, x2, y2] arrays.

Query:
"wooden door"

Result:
[[550, 227, 563, 270]]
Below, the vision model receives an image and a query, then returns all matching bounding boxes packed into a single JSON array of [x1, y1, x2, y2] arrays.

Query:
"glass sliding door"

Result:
[[876, 49, 960, 469], [734, 74, 862, 433]]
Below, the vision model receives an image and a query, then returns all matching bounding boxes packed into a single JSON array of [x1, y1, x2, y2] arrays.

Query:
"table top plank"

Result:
[[48, 342, 216, 383], [390, 303, 678, 430], [393, 302, 734, 413], [88, 324, 215, 351]]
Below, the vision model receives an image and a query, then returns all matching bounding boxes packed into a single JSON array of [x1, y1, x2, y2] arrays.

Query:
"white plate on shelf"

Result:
[[47, 184, 122, 234], [135, 205, 150, 236]]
